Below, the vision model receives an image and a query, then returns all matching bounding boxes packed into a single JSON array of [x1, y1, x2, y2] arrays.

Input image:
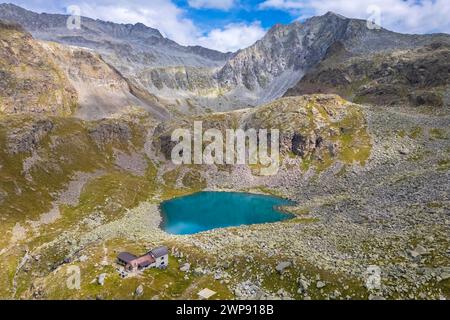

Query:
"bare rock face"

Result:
[[139, 66, 218, 93], [217, 14, 349, 93], [158, 135, 178, 161], [215, 12, 450, 106], [89, 120, 132, 148], [291, 133, 323, 158], [0, 3, 230, 70], [2, 4, 450, 114]]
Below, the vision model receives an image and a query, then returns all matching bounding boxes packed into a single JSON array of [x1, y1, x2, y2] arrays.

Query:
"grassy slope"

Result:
[[0, 111, 227, 299]]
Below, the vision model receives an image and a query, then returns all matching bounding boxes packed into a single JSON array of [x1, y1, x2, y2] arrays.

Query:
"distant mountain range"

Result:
[[0, 3, 230, 67], [1, 3, 449, 116]]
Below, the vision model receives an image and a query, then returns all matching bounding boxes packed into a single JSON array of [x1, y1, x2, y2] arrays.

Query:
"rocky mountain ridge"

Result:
[[218, 12, 450, 105], [0, 3, 232, 114], [0, 3, 230, 68], [2, 4, 450, 114], [285, 41, 450, 108]]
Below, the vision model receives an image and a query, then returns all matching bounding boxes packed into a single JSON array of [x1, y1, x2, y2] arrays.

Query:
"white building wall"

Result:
[[156, 255, 169, 268]]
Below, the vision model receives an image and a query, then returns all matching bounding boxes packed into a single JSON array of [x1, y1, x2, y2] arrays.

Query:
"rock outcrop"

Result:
[[7, 118, 54, 154], [242, 95, 371, 168], [89, 120, 132, 148], [153, 94, 371, 172]]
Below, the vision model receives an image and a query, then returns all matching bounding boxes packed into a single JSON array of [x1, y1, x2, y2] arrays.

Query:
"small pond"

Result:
[[160, 191, 295, 235]]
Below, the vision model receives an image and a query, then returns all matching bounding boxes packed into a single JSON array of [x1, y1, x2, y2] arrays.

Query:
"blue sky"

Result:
[[5, 1, 450, 52], [173, 0, 295, 30]]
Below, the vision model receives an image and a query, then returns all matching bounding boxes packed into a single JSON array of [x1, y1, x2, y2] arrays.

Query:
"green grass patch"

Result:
[[430, 128, 447, 140], [438, 159, 450, 171]]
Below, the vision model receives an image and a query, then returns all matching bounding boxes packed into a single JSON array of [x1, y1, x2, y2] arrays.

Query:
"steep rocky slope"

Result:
[[143, 12, 450, 112], [0, 20, 76, 115], [0, 4, 231, 114], [0, 20, 169, 120], [43, 42, 169, 120], [285, 41, 450, 108]]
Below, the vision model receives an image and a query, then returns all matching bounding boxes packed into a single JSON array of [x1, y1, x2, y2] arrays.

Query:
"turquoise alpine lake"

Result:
[[160, 191, 295, 235]]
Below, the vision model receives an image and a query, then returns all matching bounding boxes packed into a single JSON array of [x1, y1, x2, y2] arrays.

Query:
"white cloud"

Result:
[[259, 0, 450, 34], [188, 0, 236, 10], [71, 0, 199, 46], [78, 0, 264, 51], [9, 0, 258, 52], [196, 22, 266, 52]]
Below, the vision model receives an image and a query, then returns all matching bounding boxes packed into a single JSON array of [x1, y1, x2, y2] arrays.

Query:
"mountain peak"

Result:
[[0, 3, 164, 39], [266, 11, 348, 36], [323, 11, 347, 19], [0, 3, 19, 8], [266, 23, 286, 33], [266, 21, 303, 37], [129, 22, 164, 39]]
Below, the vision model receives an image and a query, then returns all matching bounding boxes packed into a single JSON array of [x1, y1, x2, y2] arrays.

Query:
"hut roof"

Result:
[[118, 252, 137, 263], [150, 246, 169, 258]]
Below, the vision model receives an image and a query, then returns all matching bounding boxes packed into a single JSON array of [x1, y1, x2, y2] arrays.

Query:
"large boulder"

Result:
[[7, 119, 54, 154]]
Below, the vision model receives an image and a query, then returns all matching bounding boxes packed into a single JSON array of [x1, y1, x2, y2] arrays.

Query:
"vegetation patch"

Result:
[[438, 159, 450, 171], [430, 128, 448, 140]]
